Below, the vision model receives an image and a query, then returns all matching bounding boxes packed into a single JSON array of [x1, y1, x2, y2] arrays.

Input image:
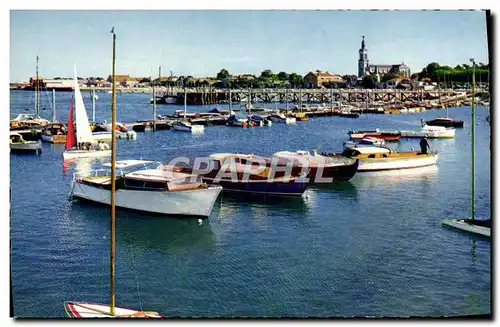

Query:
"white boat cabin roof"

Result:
[[125, 167, 194, 182], [102, 159, 156, 168], [209, 153, 256, 161], [348, 147, 392, 154]]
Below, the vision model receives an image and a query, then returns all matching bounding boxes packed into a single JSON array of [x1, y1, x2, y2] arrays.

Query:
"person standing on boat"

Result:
[[420, 137, 429, 154]]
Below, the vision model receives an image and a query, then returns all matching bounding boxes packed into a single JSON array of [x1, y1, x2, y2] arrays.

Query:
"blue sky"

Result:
[[10, 10, 489, 81]]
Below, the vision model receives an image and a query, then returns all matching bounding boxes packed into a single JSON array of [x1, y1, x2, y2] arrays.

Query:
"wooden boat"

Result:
[[348, 130, 401, 142], [62, 71, 111, 160], [70, 160, 222, 216], [41, 122, 67, 143], [425, 117, 464, 128], [10, 114, 49, 130], [179, 153, 310, 196], [65, 29, 163, 319], [359, 136, 385, 146], [92, 122, 137, 140], [324, 146, 438, 172], [400, 120, 455, 139], [10, 132, 41, 153], [272, 150, 359, 182]]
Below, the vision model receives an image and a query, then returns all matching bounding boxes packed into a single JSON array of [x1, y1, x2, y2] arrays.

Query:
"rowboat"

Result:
[[442, 219, 490, 237], [324, 146, 438, 172]]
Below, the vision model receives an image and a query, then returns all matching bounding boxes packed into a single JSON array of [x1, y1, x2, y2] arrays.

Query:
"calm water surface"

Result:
[[10, 91, 491, 317]]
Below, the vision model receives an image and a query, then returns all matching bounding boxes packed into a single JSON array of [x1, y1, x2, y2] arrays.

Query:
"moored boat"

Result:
[[270, 113, 296, 125], [348, 130, 401, 142], [62, 70, 111, 160], [400, 120, 455, 139], [442, 219, 490, 237], [425, 117, 464, 128], [324, 146, 438, 172], [70, 160, 222, 217], [41, 122, 67, 143], [172, 120, 205, 133], [10, 113, 49, 130], [10, 132, 41, 153], [272, 150, 359, 183]]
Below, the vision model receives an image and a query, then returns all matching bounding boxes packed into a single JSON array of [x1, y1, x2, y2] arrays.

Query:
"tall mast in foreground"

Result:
[[110, 26, 117, 316]]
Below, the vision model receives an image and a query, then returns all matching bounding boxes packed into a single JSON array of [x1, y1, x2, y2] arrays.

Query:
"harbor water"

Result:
[[10, 91, 491, 317]]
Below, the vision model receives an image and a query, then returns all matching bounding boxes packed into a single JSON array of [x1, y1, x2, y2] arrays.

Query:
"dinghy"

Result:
[[10, 132, 41, 153]]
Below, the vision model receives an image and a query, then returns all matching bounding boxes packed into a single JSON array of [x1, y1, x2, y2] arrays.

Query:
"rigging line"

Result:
[[128, 246, 144, 311]]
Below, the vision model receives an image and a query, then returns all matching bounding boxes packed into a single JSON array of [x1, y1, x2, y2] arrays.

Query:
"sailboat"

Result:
[[171, 89, 204, 133], [442, 59, 490, 238], [62, 68, 111, 160], [64, 28, 163, 318], [425, 78, 464, 128]]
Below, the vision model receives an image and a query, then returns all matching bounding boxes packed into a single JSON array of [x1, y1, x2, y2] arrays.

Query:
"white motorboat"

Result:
[[10, 132, 41, 153], [172, 89, 205, 133], [270, 113, 296, 125], [172, 120, 204, 133], [334, 146, 438, 172], [70, 160, 222, 217], [400, 120, 455, 139], [62, 67, 111, 160]]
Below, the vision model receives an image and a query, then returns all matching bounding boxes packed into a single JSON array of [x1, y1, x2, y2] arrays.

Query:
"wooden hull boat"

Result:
[[425, 117, 464, 128], [177, 154, 310, 196], [325, 146, 438, 172], [348, 130, 401, 142], [272, 150, 359, 182], [442, 219, 490, 237], [70, 161, 222, 217], [41, 122, 67, 143]]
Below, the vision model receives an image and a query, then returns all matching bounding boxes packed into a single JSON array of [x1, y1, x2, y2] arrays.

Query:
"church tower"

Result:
[[358, 35, 369, 77]]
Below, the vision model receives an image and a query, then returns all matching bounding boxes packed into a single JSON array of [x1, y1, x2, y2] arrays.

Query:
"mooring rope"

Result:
[[128, 246, 144, 311]]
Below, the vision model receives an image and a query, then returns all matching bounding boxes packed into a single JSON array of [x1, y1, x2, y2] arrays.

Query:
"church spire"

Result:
[[361, 35, 365, 50]]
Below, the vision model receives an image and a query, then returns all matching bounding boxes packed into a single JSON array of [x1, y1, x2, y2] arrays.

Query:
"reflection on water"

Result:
[[352, 165, 438, 188], [70, 201, 216, 255]]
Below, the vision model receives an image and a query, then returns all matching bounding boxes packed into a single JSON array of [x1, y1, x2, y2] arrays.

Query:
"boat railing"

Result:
[[74, 167, 127, 180]]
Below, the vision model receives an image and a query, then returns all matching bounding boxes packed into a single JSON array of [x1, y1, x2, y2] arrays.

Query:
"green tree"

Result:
[[216, 69, 231, 80], [288, 73, 303, 87], [260, 70, 273, 78], [361, 75, 378, 89], [277, 71, 289, 81]]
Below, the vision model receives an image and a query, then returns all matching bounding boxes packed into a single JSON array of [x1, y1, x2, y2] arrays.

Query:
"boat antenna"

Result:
[[110, 26, 117, 316], [35, 56, 39, 116], [470, 58, 476, 221]]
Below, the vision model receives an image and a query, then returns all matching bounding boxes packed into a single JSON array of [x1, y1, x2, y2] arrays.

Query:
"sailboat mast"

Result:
[[470, 58, 476, 221], [35, 56, 39, 116], [52, 88, 56, 122], [184, 88, 187, 119], [92, 88, 96, 123], [110, 27, 117, 316]]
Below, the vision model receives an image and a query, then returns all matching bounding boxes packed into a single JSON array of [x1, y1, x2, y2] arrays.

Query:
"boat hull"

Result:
[[172, 123, 204, 133], [10, 141, 41, 153], [64, 301, 162, 318], [41, 133, 67, 143], [92, 131, 137, 141], [425, 120, 464, 128], [71, 180, 222, 217], [358, 154, 438, 171], [349, 132, 400, 142], [63, 149, 111, 159], [400, 129, 455, 139], [442, 219, 490, 237], [202, 177, 308, 196]]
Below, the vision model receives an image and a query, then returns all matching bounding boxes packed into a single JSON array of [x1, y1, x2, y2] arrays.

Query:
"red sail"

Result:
[[65, 96, 76, 151]]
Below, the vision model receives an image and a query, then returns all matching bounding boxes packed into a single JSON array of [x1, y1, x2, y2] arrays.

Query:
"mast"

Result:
[[229, 88, 232, 111], [110, 26, 117, 316], [92, 87, 96, 123], [184, 87, 187, 119], [52, 89, 56, 122], [35, 56, 39, 116], [470, 58, 476, 221]]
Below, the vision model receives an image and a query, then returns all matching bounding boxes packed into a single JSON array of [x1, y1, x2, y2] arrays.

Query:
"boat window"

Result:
[[144, 181, 167, 189], [382, 154, 388, 158], [368, 154, 376, 158], [123, 178, 146, 189]]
